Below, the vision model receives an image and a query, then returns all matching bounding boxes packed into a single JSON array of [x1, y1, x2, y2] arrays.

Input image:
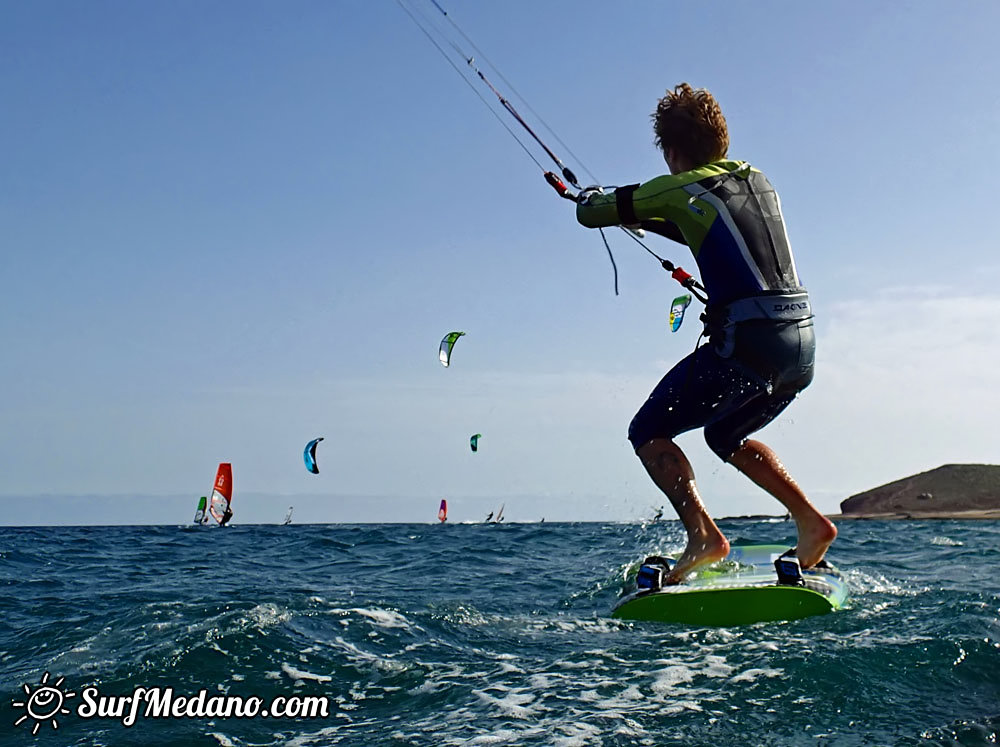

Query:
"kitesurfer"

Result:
[[575, 83, 836, 583]]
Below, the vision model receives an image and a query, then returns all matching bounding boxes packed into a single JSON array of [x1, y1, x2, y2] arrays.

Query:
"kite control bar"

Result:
[[402, 0, 705, 300], [545, 171, 643, 237]]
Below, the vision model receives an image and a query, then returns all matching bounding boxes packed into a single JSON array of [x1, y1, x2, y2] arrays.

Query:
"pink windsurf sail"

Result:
[[438, 499, 448, 523]]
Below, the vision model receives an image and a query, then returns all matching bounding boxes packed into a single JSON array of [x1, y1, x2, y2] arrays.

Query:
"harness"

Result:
[[701, 291, 813, 358]]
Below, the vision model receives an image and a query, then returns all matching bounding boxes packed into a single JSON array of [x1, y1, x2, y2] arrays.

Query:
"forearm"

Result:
[[640, 219, 686, 244], [574, 186, 687, 245], [575, 189, 623, 228]]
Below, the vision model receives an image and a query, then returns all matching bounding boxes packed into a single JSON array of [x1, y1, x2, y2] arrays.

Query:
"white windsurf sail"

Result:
[[282, 506, 293, 525]]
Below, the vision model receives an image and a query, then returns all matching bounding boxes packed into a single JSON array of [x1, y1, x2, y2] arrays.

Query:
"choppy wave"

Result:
[[2, 519, 998, 745]]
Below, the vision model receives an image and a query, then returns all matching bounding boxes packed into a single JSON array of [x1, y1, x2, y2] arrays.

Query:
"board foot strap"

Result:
[[774, 549, 805, 586], [637, 556, 673, 591]]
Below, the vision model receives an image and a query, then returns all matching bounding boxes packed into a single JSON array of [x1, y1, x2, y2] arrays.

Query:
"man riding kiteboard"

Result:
[[575, 83, 837, 583]]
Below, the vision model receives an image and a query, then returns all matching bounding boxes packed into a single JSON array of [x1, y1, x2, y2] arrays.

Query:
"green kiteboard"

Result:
[[612, 544, 848, 627]]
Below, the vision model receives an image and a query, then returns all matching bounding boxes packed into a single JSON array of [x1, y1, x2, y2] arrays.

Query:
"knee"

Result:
[[627, 412, 649, 451], [704, 426, 741, 462], [636, 438, 681, 471]]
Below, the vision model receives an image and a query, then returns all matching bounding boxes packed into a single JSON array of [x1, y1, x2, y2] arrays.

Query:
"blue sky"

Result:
[[2, 1, 999, 525]]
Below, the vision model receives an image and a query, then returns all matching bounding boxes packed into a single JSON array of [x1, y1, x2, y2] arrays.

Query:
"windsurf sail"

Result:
[[207, 462, 233, 526], [669, 294, 692, 332], [438, 499, 448, 523], [304, 437, 324, 474], [439, 331, 465, 367], [282, 506, 293, 525], [494, 503, 505, 523], [470, 433, 481, 453], [193, 496, 207, 524]]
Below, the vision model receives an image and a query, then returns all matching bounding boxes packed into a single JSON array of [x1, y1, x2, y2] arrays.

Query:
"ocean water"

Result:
[[2, 519, 998, 746]]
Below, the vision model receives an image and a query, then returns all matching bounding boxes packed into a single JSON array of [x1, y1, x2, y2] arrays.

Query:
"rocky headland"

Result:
[[832, 464, 1000, 520]]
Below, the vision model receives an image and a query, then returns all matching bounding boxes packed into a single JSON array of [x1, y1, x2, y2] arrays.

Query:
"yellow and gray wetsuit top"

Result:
[[576, 160, 804, 308]]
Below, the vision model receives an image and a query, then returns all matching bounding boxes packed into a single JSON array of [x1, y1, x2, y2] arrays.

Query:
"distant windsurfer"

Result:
[[575, 83, 836, 583], [484, 511, 494, 523], [653, 506, 663, 522], [220, 506, 233, 527]]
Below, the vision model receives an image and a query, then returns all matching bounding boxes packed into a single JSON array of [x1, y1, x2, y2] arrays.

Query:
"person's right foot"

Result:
[[795, 515, 838, 569]]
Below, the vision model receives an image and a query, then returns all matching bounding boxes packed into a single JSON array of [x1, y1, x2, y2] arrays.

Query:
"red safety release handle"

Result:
[[544, 171, 578, 201], [671, 267, 693, 285]]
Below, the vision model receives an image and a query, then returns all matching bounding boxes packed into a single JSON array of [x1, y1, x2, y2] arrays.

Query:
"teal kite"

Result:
[[304, 437, 324, 474]]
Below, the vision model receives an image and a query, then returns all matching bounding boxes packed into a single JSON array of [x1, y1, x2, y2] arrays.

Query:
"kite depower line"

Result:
[[397, 0, 707, 303]]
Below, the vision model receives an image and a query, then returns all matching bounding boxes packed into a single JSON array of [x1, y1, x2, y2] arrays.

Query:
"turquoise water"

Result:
[[2, 519, 998, 745]]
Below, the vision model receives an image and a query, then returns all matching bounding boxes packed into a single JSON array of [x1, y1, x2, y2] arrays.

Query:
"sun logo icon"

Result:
[[12, 671, 76, 736]]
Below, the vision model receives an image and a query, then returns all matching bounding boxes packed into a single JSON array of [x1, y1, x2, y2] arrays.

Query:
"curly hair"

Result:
[[652, 83, 729, 165]]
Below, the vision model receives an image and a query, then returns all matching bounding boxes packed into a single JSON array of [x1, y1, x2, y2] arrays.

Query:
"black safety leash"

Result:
[[621, 230, 709, 305], [546, 173, 708, 303]]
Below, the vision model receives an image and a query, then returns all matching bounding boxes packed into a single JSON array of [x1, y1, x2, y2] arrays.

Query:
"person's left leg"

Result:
[[635, 438, 729, 583], [629, 345, 767, 582]]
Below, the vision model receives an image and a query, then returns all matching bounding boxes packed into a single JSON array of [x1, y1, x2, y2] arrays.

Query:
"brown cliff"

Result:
[[838, 464, 1000, 519]]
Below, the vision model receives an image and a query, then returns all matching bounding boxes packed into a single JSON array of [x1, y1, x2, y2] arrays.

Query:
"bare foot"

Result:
[[666, 531, 730, 584], [795, 515, 838, 569]]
